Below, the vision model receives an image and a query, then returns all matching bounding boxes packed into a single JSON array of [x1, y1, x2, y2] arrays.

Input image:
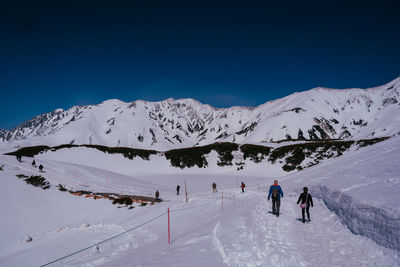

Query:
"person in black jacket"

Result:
[[212, 182, 217, 193], [296, 187, 313, 223]]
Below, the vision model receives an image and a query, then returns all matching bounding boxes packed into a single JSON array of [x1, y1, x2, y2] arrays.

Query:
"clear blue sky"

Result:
[[1, 1, 399, 129]]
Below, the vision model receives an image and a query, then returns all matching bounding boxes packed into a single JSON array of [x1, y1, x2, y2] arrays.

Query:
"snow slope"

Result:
[[2, 76, 400, 150], [282, 134, 400, 251], [1, 135, 400, 266]]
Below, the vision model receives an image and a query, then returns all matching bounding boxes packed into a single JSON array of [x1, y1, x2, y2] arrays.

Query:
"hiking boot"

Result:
[[302, 219, 305, 223], [276, 213, 279, 217]]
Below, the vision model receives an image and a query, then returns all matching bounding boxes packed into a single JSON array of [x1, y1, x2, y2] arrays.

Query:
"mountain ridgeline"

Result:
[[6, 138, 388, 172], [1, 77, 400, 150]]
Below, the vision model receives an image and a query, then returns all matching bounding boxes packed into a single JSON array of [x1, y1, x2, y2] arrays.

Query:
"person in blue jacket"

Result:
[[268, 179, 284, 216]]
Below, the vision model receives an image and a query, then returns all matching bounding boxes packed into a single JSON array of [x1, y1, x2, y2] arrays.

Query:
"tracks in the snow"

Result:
[[212, 192, 399, 267]]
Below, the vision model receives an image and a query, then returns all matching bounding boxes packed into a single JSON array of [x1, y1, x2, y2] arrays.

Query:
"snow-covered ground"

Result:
[[1, 136, 400, 266]]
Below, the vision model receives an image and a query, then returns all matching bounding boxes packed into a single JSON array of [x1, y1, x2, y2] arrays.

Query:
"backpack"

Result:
[[300, 193, 308, 209], [272, 188, 279, 198]]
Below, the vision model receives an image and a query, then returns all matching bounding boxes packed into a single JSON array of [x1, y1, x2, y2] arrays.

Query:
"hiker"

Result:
[[212, 182, 217, 193], [38, 164, 44, 172], [16, 155, 22, 162], [176, 185, 180, 195], [297, 187, 314, 223], [267, 179, 284, 216], [240, 182, 245, 193], [155, 190, 160, 201], [32, 160, 36, 167]]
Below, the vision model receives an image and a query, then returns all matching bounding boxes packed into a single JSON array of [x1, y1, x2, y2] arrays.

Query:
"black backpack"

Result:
[[272, 188, 279, 198]]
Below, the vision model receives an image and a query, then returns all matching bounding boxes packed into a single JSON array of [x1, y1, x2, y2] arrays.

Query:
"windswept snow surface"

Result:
[[1, 136, 400, 266]]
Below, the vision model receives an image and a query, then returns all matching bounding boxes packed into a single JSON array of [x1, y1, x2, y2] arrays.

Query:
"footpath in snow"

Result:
[[0, 148, 399, 267], [27, 190, 398, 267], [210, 192, 399, 267]]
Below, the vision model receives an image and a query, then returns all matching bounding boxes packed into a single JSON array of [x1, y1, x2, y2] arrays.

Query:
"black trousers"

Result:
[[272, 198, 280, 214], [302, 205, 310, 221]]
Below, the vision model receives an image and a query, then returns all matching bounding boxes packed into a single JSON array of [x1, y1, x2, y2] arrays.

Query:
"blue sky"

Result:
[[1, 1, 399, 129]]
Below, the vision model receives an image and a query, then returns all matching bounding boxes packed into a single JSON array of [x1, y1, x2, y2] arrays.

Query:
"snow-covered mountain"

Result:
[[1, 77, 400, 266], [0, 129, 7, 140], [3, 76, 400, 150]]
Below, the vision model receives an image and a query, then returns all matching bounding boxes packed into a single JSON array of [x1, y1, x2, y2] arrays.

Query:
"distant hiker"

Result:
[[267, 180, 284, 216], [297, 187, 314, 223], [38, 164, 44, 172], [155, 190, 160, 201], [241, 182, 245, 193], [212, 182, 217, 193], [16, 155, 22, 162], [32, 160, 36, 167], [176, 185, 180, 195]]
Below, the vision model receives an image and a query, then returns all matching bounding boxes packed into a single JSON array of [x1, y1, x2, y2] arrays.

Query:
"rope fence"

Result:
[[40, 211, 167, 267], [40, 200, 215, 267], [40, 181, 268, 267]]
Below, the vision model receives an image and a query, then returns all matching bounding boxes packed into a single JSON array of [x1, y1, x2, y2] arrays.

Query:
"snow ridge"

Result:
[[314, 187, 400, 250], [2, 76, 400, 150]]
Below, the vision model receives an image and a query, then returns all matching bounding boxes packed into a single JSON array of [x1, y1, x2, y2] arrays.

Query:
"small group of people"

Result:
[[155, 184, 181, 200], [211, 181, 246, 193], [16, 157, 44, 172], [32, 160, 44, 172], [158, 180, 313, 224], [268, 179, 313, 223]]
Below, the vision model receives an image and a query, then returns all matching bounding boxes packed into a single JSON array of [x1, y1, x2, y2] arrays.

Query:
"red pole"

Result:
[[168, 208, 170, 245]]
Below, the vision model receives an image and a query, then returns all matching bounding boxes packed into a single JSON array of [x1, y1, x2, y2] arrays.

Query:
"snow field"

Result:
[[1, 138, 400, 266]]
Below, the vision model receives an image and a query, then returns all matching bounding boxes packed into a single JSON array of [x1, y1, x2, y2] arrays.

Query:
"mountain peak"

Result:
[[100, 99, 127, 106], [2, 77, 400, 148]]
